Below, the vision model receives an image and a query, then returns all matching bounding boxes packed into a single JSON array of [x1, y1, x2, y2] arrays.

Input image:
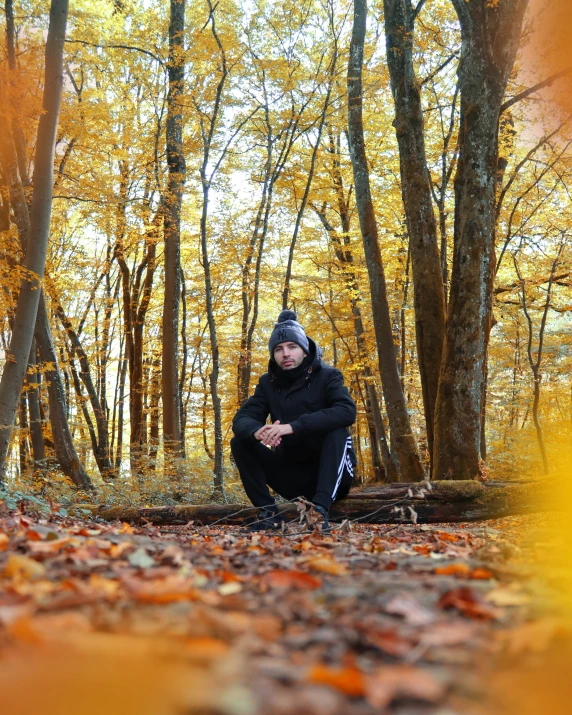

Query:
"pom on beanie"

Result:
[[268, 310, 309, 358], [277, 309, 297, 323]]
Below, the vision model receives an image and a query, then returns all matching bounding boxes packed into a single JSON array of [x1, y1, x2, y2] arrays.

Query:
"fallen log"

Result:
[[90, 480, 557, 526]]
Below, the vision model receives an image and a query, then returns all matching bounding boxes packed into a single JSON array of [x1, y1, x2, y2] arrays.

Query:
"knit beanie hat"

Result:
[[268, 310, 310, 358]]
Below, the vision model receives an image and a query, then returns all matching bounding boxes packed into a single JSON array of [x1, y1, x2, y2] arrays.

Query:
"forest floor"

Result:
[[0, 501, 570, 715]]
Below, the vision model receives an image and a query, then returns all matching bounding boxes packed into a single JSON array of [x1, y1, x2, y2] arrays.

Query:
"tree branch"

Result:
[[501, 68, 572, 114], [65, 39, 165, 66]]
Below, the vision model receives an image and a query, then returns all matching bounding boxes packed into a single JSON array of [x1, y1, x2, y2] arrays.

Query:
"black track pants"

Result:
[[230, 427, 355, 511]]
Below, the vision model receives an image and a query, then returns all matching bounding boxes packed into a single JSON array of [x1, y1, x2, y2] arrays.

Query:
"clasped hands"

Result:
[[254, 420, 293, 448]]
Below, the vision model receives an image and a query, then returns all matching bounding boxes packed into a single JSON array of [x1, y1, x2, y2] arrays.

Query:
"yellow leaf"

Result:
[[4, 554, 46, 581]]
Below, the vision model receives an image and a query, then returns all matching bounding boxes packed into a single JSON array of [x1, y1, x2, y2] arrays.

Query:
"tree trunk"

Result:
[[162, 0, 186, 479], [53, 295, 115, 479], [347, 0, 424, 482], [433, 0, 529, 480], [0, 0, 69, 481], [35, 292, 93, 490], [18, 393, 29, 476], [26, 339, 46, 469], [149, 350, 161, 467], [314, 206, 397, 482], [384, 0, 447, 468]]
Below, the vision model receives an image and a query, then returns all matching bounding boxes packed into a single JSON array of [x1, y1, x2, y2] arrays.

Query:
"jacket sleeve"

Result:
[[232, 379, 270, 440], [289, 369, 356, 435]]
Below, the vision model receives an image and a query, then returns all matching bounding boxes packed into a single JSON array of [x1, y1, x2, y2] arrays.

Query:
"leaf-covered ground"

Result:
[[0, 503, 569, 715]]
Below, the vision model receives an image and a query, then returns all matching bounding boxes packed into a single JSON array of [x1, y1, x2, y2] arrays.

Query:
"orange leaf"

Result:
[[307, 663, 365, 697], [4, 554, 46, 580], [304, 556, 349, 575], [123, 576, 198, 604], [264, 569, 322, 590], [28, 537, 71, 555], [185, 637, 230, 663], [435, 563, 493, 580], [435, 531, 460, 542], [109, 541, 132, 558], [0, 533, 9, 551], [435, 563, 471, 577]]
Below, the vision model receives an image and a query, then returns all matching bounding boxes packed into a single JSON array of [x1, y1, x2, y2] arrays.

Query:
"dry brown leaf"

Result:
[[420, 621, 479, 647], [364, 628, 414, 657], [485, 585, 531, 607], [28, 537, 71, 555], [385, 593, 435, 626], [365, 665, 445, 708], [439, 587, 502, 620]]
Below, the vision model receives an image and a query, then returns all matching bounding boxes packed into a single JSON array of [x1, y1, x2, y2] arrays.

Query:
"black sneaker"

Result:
[[246, 506, 285, 532], [312, 504, 331, 535]]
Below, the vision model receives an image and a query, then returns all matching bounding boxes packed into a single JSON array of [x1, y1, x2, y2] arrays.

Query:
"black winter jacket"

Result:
[[232, 339, 356, 457]]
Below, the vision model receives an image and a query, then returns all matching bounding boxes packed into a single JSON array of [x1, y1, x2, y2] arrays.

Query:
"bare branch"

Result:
[[501, 68, 572, 114]]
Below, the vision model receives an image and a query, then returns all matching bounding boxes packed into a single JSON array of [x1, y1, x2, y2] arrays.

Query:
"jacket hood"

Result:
[[268, 336, 322, 379]]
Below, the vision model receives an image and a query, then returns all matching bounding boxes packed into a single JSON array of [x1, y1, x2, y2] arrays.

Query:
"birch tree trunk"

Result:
[[384, 0, 447, 468], [347, 0, 424, 482], [0, 0, 69, 481], [162, 0, 186, 478], [433, 0, 529, 480]]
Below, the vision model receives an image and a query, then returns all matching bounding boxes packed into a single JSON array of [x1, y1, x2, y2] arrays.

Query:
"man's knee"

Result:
[[230, 435, 249, 457]]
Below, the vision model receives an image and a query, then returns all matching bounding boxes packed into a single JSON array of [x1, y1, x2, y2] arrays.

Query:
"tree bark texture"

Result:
[[347, 0, 424, 482], [162, 0, 186, 462], [199, 1, 230, 494], [0, 0, 69, 481], [35, 292, 93, 490], [26, 339, 46, 469], [314, 206, 397, 483], [53, 294, 115, 479], [384, 0, 447, 465], [93, 480, 552, 526], [433, 0, 529, 480]]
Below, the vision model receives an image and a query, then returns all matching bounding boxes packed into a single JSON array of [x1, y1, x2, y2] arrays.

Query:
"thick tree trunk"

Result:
[[433, 0, 529, 480], [162, 0, 186, 476], [347, 0, 424, 482], [384, 0, 447, 467], [94, 480, 551, 526], [0, 0, 69, 481]]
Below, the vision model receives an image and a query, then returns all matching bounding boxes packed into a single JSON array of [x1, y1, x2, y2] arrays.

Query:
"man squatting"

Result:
[[231, 310, 357, 531]]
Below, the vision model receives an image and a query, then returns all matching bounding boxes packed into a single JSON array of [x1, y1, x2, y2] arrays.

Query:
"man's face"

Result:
[[273, 341, 306, 370]]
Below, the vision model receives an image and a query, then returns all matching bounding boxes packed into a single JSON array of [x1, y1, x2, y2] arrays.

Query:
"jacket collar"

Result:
[[268, 337, 322, 384]]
